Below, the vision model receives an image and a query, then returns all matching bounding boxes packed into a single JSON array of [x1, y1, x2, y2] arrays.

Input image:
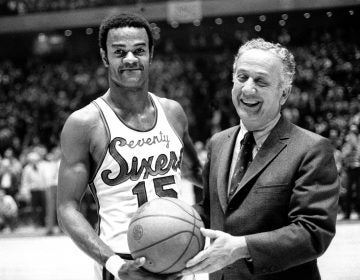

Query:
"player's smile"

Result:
[[119, 66, 143, 73]]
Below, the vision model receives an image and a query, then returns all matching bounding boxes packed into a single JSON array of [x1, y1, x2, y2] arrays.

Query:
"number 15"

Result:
[[132, 175, 178, 207]]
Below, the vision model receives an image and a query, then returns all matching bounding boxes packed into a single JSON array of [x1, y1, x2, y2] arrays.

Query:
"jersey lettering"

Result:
[[101, 137, 183, 186]]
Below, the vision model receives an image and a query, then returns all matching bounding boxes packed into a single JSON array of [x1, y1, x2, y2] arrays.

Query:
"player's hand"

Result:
[[180, 228, 249, 275], [119, 257, 182, 280]]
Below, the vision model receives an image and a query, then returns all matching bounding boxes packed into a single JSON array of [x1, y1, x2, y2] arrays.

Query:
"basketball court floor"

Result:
[[0, 220, 359, 280]]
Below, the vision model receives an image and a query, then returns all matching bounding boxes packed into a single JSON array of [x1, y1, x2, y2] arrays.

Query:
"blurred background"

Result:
[[0, 0, 360, 279]]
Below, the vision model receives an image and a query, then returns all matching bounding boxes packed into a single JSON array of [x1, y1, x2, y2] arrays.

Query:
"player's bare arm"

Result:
[[58, 104, 175, 280], [57, 106, 115, 265], [159, 97, 203, 187]]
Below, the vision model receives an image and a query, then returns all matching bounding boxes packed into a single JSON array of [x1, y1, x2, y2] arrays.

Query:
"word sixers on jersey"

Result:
[[101, 136, 183, 186]]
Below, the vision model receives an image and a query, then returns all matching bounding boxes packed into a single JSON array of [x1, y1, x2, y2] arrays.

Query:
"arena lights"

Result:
[[279, 19, 286, 26], [237, 16, 245, 23], [170, 21, 179, 28], [259, 15, 266, 22], [304, 12, 311, 19], [85, 28, 93, 35], [254, 25, 261, 32], [64, 29, 72, 36], [193, 19, 201, 26], [38, 33, 47, 42], [215, 18, 223, 25], [281, 14, 288, 20]]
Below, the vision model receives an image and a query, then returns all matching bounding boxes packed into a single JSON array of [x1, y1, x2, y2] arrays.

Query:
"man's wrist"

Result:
[[105, 255, 125, 277], [231, 236, 251, 260]]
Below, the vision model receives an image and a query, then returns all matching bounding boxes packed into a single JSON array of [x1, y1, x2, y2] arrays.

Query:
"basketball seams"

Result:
[[129, 214, 203, 230], [159, 207, 199, 274], [160, 197, 203, 222], [131, 230, 195, 255]]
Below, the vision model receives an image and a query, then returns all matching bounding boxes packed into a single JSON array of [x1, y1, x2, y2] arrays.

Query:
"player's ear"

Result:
[[100, 48, 109, 68]]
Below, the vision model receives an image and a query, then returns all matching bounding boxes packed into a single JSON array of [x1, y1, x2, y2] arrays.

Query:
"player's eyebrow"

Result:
[[111, 42, 147, 48]]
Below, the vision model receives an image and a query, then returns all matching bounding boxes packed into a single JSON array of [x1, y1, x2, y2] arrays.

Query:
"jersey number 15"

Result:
[[132, 175, 178, 207]]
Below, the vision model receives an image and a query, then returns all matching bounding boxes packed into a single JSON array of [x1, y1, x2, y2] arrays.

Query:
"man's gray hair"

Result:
[[233, 38, 296, 89]]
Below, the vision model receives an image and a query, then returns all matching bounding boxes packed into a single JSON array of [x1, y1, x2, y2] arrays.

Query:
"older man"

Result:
[[182, 38, 340, 280]]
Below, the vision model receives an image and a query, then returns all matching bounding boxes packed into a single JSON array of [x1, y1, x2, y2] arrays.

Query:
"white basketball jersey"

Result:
[[90, 92, 183, 256]]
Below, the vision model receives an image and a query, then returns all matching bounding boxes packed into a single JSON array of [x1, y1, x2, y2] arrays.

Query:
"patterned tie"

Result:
[[228, 131, 255, 199]]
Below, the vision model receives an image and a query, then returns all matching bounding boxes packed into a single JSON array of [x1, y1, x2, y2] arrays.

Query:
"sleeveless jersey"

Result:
[[90, 92, 184, 256]]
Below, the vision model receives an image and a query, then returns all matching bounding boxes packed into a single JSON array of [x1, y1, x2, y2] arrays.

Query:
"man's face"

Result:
[[103, 27, 151, 89], [232, 49, 288, 131]]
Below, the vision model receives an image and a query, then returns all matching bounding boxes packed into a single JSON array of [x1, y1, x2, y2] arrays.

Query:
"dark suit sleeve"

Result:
[[245, 138, 340, 275]]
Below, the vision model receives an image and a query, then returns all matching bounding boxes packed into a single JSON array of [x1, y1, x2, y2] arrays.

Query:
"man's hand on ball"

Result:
[[180, 228, 250, 275], [119, 257, 182, 280]]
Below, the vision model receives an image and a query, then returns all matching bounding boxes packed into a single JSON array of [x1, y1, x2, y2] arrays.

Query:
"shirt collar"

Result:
[[240, 114, 281, 149]]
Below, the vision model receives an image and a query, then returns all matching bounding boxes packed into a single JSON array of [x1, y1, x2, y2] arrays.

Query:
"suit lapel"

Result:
[[228, 116, 292, 202], [217, 126, 239, 213]]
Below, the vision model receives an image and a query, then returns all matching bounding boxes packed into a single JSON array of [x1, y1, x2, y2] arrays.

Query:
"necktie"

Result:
[[229, 131, 255, 198]]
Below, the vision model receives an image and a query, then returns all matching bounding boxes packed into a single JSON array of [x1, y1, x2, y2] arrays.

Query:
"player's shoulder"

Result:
[[61, 102, 100, 137], [65, 102, 99, 126], [155, 94, 184, 114], [152, 93, 187, 124]]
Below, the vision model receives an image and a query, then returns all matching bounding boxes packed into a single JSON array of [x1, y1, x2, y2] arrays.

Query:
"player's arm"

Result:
[[160, 98, 203, 188], [57, 109, 170, 280], [57, 109, 115, 265]]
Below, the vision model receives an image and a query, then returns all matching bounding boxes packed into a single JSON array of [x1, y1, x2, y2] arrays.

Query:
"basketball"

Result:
[[127, 197, 205, 274]]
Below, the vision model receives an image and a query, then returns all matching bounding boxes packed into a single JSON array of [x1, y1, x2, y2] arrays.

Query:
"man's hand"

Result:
[[180, 228, 250, 276], [119, 257, 182, 280]]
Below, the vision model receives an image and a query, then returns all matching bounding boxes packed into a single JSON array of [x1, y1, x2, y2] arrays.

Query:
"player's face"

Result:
[[232, 49, 288, 131], [103, 27, 151, 89]]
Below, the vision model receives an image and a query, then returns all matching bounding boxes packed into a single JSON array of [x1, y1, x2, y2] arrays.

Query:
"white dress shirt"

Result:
[[228, 114, 281, 195]]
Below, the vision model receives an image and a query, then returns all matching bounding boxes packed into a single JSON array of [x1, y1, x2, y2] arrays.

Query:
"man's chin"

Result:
[[239, 115, 262, 131], [112, 78, 145, 89]]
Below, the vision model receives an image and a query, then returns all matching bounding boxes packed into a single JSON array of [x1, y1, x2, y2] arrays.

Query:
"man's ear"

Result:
[[100, 48, 109, 67], [280, 87, 291, 106]]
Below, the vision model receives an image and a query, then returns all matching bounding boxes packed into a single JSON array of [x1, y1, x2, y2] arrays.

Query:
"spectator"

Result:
[[18, 152, 47, 227], [0, 188, 18, 232], [341, 124, 360, 219], [0, 158, 20, 198], [42, 146, 61, 235]]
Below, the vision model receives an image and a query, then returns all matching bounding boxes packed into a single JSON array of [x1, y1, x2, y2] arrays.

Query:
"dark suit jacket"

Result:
[[196, 116, 340, 280]]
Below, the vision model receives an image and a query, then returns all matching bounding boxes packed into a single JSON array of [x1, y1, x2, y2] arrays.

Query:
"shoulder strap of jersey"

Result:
[[148, 92, 169, 126], [92, 97, 126, 139], [149, 92, 183, 144]]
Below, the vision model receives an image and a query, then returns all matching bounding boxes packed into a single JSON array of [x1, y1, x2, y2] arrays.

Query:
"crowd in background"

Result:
[[0, 0, 160, 15], [1, 23, 360, 234]]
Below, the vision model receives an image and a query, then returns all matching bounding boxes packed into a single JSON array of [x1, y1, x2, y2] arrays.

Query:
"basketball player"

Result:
[[57, 13, 202, 280]]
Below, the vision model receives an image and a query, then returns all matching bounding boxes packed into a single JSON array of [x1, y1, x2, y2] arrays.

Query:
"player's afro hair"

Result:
[[98, 12, 154, 55]]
